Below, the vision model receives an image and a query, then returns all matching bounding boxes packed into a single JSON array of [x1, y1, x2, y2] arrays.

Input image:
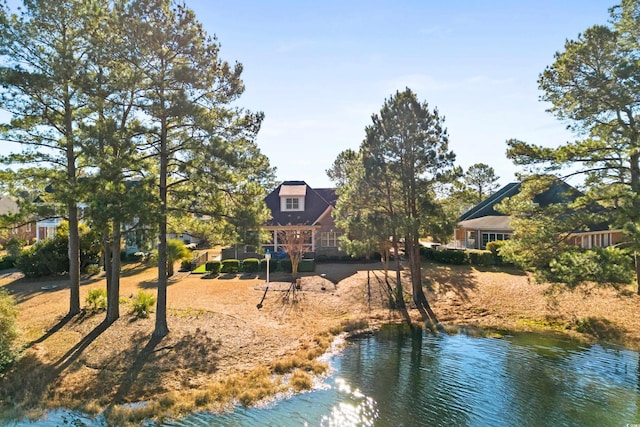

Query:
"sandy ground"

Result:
[[1, 259, 640, 419]]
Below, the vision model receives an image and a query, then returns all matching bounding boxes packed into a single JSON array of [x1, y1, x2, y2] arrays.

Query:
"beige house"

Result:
[[454, 181, 623, 250]]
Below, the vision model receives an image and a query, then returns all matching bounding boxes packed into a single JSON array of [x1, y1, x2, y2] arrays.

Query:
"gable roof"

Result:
[[459, 182, 520, 221], [264, 181, 337, 226], [458, 180, 583, 222], [458, 180, 612, 232]]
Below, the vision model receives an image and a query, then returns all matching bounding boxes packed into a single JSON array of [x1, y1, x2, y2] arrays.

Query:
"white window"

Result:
[[321, 231, 339, 247], [286, 198, 299, 210], [481, 232, 511, 249]]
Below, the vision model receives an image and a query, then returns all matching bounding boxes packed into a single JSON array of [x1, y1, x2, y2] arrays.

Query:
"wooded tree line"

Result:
[[502, 0, 640, 291], [0, 0, 274, 337], [329, 0, 640, 321]]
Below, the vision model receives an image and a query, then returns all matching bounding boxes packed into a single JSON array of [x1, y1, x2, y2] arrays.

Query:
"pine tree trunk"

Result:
[[103, 229, 112, 291], [391, 237, 412, 325], [67, 200, 81, 315], [107, 221, 121, 323], [154, 116, 169, 338], [635, 253, 640, 295]]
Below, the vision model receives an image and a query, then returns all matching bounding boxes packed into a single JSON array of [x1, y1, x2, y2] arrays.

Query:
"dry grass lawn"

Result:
[[1, 258, 640, 424]]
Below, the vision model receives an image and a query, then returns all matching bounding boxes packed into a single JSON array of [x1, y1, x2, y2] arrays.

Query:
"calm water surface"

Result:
[[14, 326, 640, 426]]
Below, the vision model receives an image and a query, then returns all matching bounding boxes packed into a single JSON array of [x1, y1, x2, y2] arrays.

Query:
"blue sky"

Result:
[[186, 0, 613, 188], [0, 1, 614, 189]]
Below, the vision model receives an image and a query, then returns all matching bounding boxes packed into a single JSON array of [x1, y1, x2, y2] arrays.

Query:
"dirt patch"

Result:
[[2, 260, 640, 421]]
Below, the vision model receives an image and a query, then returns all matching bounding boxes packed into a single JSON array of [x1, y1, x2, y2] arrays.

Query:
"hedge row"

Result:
[[204, 258, 315, 274], [420, 246, 505, 266], [0, 256, 15, 271]]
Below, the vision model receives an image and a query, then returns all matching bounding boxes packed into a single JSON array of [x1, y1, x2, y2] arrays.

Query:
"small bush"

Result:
[[0, 255, 16, 270], [131, 290, 156, 318], [315, 254, 329, 263], [298, 259, 315, 272], [145, 250, 158, 266], [279, 259, 292, 273], [486, 240, 508, 264], [420, 246, 435, 260], [85, 288, 107, 312], [0, 289, 18, 372], [260, 258, 277, 272], [4, 237, 25, 259], [221, 259, 240, 274], [84, 264, 101, 276], [242, 258, 260, 273], [206, 260, 221, 274], [431, 249, 466, 265], [180, 260, 193, 271], [466, 250, 494, 266]]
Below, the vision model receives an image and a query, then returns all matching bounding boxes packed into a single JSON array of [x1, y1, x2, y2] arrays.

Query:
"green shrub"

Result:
[[131, 290, 156, 318], [0, 289, 18, 372], [206, 260, 221, 274], [15, 227, 100, 277], [298, 259, 315, 272], [315, 254, 329, 263], [85, 288, 107, 312], [221, 259, 240, 274], [466, 250, 494, 266], [431, 249, 466, 265], [180, 260, 193, 271], [420, 246, 435, 260], [279, 259, 292, 273], [84, 264, 101, 276], [16, 237, 68, 277], [260, 258, 277, 272], [242, 258, 260, 273], [486, 240, 508, 264], [0, 255, 16, 270], [4, 237, 25, 259]]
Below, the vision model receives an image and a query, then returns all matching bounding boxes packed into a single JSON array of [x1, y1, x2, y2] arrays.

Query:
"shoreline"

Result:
[[2, 261, 640, 425]]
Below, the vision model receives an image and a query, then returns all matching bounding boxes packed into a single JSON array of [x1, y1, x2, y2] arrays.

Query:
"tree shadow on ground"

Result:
[[314, 262, 370, 284], [423, 261, 478, 302], [138, 275, 186, 289], [107, 329, 222, 406], [472, 264, 527, 276], [0, 318, 110, 413], [1, 275, 69, 304], [24, 313, 75, 349]]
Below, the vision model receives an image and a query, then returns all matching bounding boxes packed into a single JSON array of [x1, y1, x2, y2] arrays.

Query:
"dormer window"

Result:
[[285, 198, 300, 210], [279, 184, 306, 211]]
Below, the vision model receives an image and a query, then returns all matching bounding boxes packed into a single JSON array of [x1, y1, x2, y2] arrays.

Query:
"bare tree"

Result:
[[277, 226, 312, 280]]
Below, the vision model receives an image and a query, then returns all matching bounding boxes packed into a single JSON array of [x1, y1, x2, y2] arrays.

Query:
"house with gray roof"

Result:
[[262, 180, 343, 257], [454, 181, 623, 250]]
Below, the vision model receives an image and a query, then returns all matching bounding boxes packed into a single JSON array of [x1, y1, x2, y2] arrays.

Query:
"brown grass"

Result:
[[2, 259, 640, 425]]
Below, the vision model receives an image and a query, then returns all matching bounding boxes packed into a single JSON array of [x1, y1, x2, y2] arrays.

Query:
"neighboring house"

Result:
[[33, 198, 89, 242], [33, 180, 151, 254], [453, 181, 624, 250], [262, 180, 344, 258], [0, 196, 36, 245]]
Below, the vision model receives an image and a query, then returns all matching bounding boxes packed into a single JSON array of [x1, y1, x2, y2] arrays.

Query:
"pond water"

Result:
[[12, 326, 640, 426]]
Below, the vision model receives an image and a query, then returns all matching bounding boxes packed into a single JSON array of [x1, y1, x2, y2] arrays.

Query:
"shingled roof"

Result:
[[459, 180, 584, 222], [264, 181, 337, 226], [458, 180, 610, 232]]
